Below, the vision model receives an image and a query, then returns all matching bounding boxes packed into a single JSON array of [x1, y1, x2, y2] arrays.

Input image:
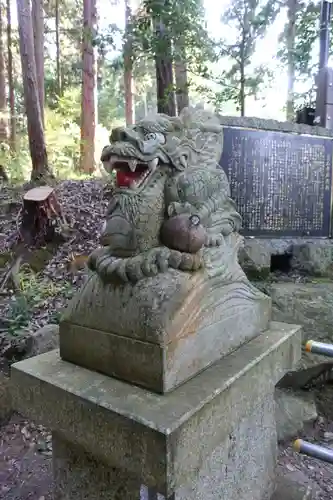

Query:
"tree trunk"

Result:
[[155, 20, 176, 116], [143, 92, 148, 115], [20, 186, 60, 246], [80, 0, 96, 173], [31, 0, 44, 126], [286, 0, 297, 121], [124, 0, 134, 125], [239, 68, 245, 117], [174, 39, 189, 114], [6, 0, 16, 151], [55, 0, 61, 97], [0, 1, 7, 142], [17, 0, 51, 181]]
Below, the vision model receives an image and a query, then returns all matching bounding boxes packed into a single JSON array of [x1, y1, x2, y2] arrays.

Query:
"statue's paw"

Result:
[[140, 249, 159, 277], [206, 234, 223, 247], [168, 250, 183, 269], [167, 201, 193, 217], [125, 255, 145, 282], [178, 251, 204, 271], [115, 259, 131, 282], [88, 247, 110, 272], [156, 247, 171, 273]]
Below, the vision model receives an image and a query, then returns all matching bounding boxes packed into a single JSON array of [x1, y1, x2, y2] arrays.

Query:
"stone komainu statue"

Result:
[[60, 107, 271, 393]]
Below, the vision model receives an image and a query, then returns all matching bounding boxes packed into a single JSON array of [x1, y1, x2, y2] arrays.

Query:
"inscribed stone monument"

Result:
[[220, 127, 333, 237]]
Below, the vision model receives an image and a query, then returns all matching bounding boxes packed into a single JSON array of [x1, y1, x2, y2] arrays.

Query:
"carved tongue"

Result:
[[116, 170, 138, 187]]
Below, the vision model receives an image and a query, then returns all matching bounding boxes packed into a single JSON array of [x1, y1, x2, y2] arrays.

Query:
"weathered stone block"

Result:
[[270, 283, 333, 370], [239, 238, 295, 278], [272, 471, 323, 500], [238, 238, 272, 278], [291, 240, 333, 277], [52, 434, 141, 500], [11, 322, 301, 499], [239, 237, 333, 278], [59, 267, 271, 393], [275, 388, 317, 442]]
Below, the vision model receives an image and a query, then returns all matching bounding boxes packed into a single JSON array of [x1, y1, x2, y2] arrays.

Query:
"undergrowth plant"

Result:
[[6, 265, 73, 335], [2, 100, 113, 184]]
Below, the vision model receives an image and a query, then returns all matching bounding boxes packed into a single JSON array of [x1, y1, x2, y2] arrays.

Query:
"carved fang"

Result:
[[148, 158, 159, 171], [129, 159, 137, 172]]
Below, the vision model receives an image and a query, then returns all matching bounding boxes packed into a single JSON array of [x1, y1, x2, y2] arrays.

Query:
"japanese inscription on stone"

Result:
[[219, 127, 333, 237]]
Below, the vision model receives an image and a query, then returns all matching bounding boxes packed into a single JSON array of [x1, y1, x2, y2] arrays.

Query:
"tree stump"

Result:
[[19, 186, 63, 246]]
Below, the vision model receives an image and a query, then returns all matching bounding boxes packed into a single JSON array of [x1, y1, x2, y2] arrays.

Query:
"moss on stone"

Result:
[[243, 267, 271, 281]]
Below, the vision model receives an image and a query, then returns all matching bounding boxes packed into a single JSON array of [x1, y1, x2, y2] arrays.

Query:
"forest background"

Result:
[[0, 0, 330, 181]]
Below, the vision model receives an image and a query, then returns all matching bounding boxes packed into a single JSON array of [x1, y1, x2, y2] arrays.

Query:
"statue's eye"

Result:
[[144, 132, 157, 141], [177, 186, 184, 197], [189, 215, 200, 226]]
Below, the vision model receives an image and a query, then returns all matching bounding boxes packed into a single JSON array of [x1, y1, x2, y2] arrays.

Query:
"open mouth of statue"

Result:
[[109, 156, 159, 189]]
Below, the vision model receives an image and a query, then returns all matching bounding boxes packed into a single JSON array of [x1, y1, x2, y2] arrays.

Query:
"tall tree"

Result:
[[124, 0, 134, 124], [215, 0, 280, 116], [80, 0, 97, 173], [285, 0, 297, 120], [55, 0, 61, 96], [155, 16, 175, 115], [17, 0, 51, 181], [0, 0, 7, 143], [174, 38, 189, 113], [278, 0, 321, 115], [132, 0, 211, 115], [32, 0, 45, 125], [6, 0, 16, 151]]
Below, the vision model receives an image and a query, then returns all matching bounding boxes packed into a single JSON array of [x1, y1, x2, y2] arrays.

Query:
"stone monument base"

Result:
[[11, 322, 301, 500], [59, 266, 271, 394]]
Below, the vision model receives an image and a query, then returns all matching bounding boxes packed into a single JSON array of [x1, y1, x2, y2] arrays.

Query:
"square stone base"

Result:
[[52, 433, 141, 500], [52, 394, 276, 500], [11, 321, 301, 499], [59, 270, 271, 393]]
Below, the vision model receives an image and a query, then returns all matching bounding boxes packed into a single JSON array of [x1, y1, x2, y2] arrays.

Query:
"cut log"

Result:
[[19, 185, 63, 246], [0, 165, 8, 181]]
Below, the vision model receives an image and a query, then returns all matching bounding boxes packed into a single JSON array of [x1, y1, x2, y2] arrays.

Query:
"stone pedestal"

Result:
[[59, 263, 271, 394], [11, 322, 301, 500]]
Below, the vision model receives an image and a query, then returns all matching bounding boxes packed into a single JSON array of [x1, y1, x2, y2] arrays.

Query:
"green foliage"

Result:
[[45, 107, 82, 176], [56, 87, 81, 124], [131, 0, 214, 79], [1, 136, 32, 183], [212, 0, 281, 114], [3, 101, 107, 182], [221, 0, 281, 58], [278, 0, 321, 77], [98, 64, 126, 129], [6, 265, 73, 335]]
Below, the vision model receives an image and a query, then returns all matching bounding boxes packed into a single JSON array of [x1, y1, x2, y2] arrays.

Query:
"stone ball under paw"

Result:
[[160, 213, 206, 254]]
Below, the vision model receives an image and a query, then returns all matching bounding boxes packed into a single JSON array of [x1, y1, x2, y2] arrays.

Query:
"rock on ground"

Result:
[[270, 283, 333, 371], [272, 470, 322, 500], [0, 325, 59, 425], [239, 238, 333, 278], [271, 470, 322, 500], [275, 388, 318, 442], [29, 324, 59, 357]]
